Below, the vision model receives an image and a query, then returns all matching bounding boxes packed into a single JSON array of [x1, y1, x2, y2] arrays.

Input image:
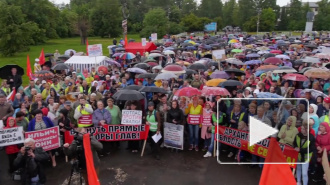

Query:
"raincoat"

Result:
[[278, 116, 298, 146]]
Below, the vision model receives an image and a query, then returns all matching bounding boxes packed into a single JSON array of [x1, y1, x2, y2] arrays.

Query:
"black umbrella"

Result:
[[326, 63, 330, 69], [58, 55, 71, 60], [293, 59, 303, 66], [225, 69, 245, 76], [298, 67, 314, 74], [115, 48, 126, 52], [45, 53, 54, 57], [112, 90, 144, 101], [262, 53, 276, 59], [203, 54, 213, 59], [0, 64, 24, 79], [123, 85, 142, 91], [218, 80, 244, 87], [186, 69, 197, 75], [188, 63, 207, 71], [134, 63, 150, 70], [137, 73, 157, 79], [139, 86, 168, 94], [51, 63, 70, 70]]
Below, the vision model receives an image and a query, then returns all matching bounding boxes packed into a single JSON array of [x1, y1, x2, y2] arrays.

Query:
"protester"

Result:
[[146, 102, 161, 160], [4, 117, 21, 173], [278, 116, 299, 146], [74, 97, 94, 128]]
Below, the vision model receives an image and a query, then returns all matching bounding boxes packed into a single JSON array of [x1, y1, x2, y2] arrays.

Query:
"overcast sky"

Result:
[[51, 0, 316, 7]]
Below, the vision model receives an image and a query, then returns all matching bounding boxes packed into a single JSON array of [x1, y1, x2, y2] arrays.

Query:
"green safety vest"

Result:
[[147, 110, 158, 132], [325, 115, 329, 124], [230, 112, 245, 127], [77, 104, 93, 128], [51, 83, 61, 93], [296, 135, 313, 162]]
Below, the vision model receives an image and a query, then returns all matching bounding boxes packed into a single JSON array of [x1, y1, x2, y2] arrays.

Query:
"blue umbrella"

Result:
[[255, 70, 265, 77], [246, 53, 260, 58], [186, 46, 197, 50], [164, 47, 175, 51], [245, 60, 261, 65], [257, 92, 284, 99]]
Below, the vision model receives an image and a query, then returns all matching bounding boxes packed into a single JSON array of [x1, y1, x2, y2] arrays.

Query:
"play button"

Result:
[[249, 116, 278, 147]]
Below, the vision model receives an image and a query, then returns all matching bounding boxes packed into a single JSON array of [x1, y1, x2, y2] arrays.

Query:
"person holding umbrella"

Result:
[[7, 67, 22, 90]]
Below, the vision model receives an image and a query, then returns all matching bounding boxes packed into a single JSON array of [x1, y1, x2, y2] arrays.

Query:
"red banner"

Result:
[[65, 125, 150, 144], [25, 127, 60, 151], [215, 126, 298, 168], [78, 115, 93, 125], [188, 114, 201, 125], [202, 116, 212, 126]]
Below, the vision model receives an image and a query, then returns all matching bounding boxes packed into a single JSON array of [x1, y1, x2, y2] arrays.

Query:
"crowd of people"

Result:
[[2, 32, 330, 185]]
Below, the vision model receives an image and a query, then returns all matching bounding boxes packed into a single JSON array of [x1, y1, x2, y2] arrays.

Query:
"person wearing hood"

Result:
[[201, 102, 213, 151], [320, 108, 330, 126], [317, 97, 330, 118], [278, 116, 299, 146], [294, 122, 316, 185], [302, 104, 320, 134], [4, 117, 21, 173], [243, 87, 253, 98]]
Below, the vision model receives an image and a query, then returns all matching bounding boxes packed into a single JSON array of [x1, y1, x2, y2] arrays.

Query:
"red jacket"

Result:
[[4, 117, 20, 154], [316, 122, 330, 152]]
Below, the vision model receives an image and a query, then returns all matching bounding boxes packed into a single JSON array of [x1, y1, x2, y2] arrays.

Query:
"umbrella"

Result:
[[304, 68, 330, 79], [272, 66, 297, 74], [186, 46, 197, 50], [137, 73, 157, 79], [149, 53, 163, 58], [275, 55, 290, 60], [293, 59, 303, 66], [257, 92, 284, 99], [225, 69, 245, 76], [256, 65, 278, 71], [245, 60, 262, 65], [315, 53, 330, 60], [188, 63, 207, 71], [115, 48, 126, 52], [0, 64, 24, 79], [51, 63, 70, 70], [144, 61, 158, 67], [105, 59, 121, 67], [155, 72, 177, 80], [206, 79, 227, 87], [228, 39, 239, 43], [186, 69, 197, 75], [150, 50, 162, 53], [174, 87, 201, 97], [164, 50, 175, 55], [45, 53, 54, 57], [97, 66, 108, 74], [58, 55, 71, 60], [161, 65, 185, 74], [298, 67, 314, 74], [201, 87, 231, 96], [226, 58, 245, 65], [282, 74, 308, 81], [127, 68, 147, 74], [210, 71, 229, 79], [263, 57, 282, 65], [262, 53, 276, 59], [33, 70, 54, 79], [113, 90, 144, 101], [120, 52, 136, 60], [134, 63, 150, 70], [65, 49, 76, 56], [301, 57, 321, 64], [218, 80, 243, 87], [246, 53, 260, 58], [294, 89, 328, 99], [123, 85, 142, 91], [152, 65, 163, 72], [231, 49, 243, 53], [112, 53, 123, 57], [139, 86, 168, 94], [269, 50, 282, 54]]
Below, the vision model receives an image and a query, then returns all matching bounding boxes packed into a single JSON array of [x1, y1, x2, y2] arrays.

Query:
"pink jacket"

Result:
[[316, 122, 330, 152]]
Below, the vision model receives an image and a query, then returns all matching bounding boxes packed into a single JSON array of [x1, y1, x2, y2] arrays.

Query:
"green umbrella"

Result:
[[231, 49, 243, 53]]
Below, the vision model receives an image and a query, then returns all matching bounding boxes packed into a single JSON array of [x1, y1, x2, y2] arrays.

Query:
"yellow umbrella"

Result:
[[229, 39, 239, 43], [245, 45, 253, 49], [188, 41, 196, 45], [184, 62, 190, 66], [206, 79, 227, 87]]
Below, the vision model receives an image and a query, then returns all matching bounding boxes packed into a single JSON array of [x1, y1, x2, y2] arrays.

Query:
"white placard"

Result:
[[0, 126, 24, 147], [163, 122, 184, 150], [239, 37, 244, 41], [151, 33, 157, 41], [322, 47, 330, 54], [121, 110, 143, 125], [142, 38, 147, 46], [212, 49, 226, 60], [88, 44, 103, 57], [0, 120, 3, 129]]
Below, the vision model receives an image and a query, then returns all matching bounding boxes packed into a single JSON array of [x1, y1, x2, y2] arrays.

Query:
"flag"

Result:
[[26, 55, 33, 80], [6, 88, 16, 102], [39, 48, 45, 66], [259, 137, 296, 185], [124, 35, 128, 48], [86, 38, 89, 56], [322, 149, 330, 184], [83, 133, 100, 185]]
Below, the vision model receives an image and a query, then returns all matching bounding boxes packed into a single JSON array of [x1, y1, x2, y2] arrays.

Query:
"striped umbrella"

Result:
[[120, 52, 136, 60]]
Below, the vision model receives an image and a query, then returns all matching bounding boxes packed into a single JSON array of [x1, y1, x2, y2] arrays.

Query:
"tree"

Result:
[[181, 0, 197, 16], [243, 8, 276, 32], [314, 0, 330, 30], [198, 0, 223, 19], [141, 8, 168, 37], [90, 0, 122, 38], [0, 2, 45, 56], [222, 0, 236, 26], [169, 5, 182, 23], [278, 7, 289, 31], [180, 13, 200, 32], [238, 0, 256, 27], [287, 0, 304, 30]]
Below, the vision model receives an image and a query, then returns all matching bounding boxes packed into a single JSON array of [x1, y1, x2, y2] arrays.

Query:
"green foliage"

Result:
[[198, 0, 223, 19], [314, 0, 330, 31], [140, 8, 168, 37], [243, 8, 276, 32], [0, 2, 45, 56], [180, 14, 212, 32]]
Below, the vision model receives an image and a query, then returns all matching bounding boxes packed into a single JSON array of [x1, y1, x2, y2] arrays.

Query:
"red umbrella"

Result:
[[161, 64, 185, 74], [98, 66, 108, 74], [256, 65, 278, 71], [150, 50, 162, 53], [175, 87, 201, 97], [201, 87, 231, 97], [282, 74, 308, 82], [263, 57, 282, 65], [270, 50, 282, 54], [145, 61, 158, 67]]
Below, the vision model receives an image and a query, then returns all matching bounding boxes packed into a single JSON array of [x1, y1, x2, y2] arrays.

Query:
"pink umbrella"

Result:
[[161, 65, 185, 74], [263, 57, 282, 65], [282, 74, 308, 82], [270, 50, 282, 54], [201, 87, 231, 97], [174, 87, 201, 97]]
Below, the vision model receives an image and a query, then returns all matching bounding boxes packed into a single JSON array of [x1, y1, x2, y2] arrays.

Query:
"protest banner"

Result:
[[215, 126, 298, 168], [0, 127, 24, 147], [163, 122, 184, 150], [212, 49, 226, 60], [151, 33, 157, 41], [188, 114, 201, 125], [202, 116, 212, 126], [121, 110, 143, 125], [25, 127, 60, 151], [78, 115, 93, 126], [87, 44, 103, 57], [142, 38, 147, 46]]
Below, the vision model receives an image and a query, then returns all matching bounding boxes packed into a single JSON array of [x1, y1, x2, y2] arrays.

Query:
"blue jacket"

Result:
[[27, 117, 54, 131], [92, 108, 112, 127]]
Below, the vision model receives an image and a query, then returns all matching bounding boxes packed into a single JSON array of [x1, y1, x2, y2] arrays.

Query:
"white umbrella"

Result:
[[65, 49, 76, 56], [302, 57, 321, 63], [155, 72, 178, 80], [164, 50, 175, 55], [127, 67, 147, 74], [275, 55, 290, 60], [273, 67, 297, 74], [226, 58, 245, 65], [149, 53, 163, 58]]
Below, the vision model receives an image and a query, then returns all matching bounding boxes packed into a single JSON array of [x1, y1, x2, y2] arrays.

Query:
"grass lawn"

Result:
[[0, 34, 141, 85]]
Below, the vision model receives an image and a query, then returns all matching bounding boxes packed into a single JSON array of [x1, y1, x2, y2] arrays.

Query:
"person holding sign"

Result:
[[127, 101, 143, 153], [201, 102, 213, 151], [4, 117, 21, 174], [187, 97, 202, 151], [146, 102, 161, 160], [74, 97, 94, 128]]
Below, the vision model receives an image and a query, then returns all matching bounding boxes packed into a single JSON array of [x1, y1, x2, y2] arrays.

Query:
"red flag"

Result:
[[124, 35, 128, 48], [83, 134, 100, 185], [259, 137, 296, 185], [39, 48, 45, 65], [86, 38, 89, 56], [6, 88, 16, 102], [26, 55, 33, 80]]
